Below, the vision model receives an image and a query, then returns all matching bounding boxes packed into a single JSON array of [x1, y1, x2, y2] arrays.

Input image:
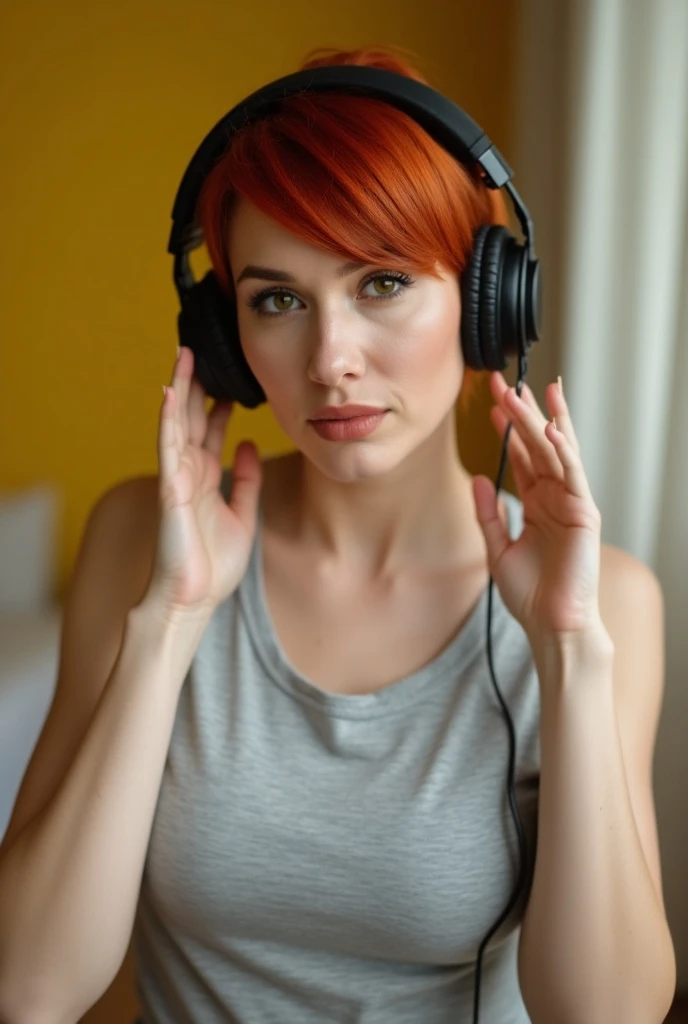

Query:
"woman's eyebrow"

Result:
[[236, 261, 367, 285]]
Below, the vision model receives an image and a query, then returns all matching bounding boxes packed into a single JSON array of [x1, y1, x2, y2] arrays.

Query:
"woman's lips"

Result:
[[309, 411, 388, 441]]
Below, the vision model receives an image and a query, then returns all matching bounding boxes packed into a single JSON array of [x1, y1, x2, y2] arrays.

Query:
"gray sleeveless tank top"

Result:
[[132, 468, 540, 1023]]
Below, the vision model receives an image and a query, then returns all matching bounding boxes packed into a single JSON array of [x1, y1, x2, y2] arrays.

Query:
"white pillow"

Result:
[[0, 484, 62, 614]]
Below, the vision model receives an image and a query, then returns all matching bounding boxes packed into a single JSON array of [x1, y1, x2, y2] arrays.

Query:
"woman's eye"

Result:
[[269, 293, 299, 313], [246, 291, 301, 316], [364, 276, 401, 297], [247, 272, 414, 317]]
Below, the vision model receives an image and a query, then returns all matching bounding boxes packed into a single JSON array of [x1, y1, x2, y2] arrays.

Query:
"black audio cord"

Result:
[[472, 354, 530, 1024]]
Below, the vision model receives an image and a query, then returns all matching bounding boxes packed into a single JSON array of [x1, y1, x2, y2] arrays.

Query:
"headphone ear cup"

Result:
[[479, 225, 510, 372], [460, 225, 489, 371], [461, 225, 527, 373], [177, 271, 266, 408]]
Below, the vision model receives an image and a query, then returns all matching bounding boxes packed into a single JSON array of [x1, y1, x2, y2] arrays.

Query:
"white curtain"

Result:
[[512, 0, 688, 988]]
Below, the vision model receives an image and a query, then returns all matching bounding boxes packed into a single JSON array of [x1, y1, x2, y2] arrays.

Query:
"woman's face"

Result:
[[228, 198, 464, 481]]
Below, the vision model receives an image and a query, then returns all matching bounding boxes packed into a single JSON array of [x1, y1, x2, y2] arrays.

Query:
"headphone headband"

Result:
[[168, 62, 541, 395], [167, 66, 521, 258]]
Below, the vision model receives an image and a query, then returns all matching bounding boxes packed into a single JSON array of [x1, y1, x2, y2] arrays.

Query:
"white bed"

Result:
[[0, 609, 61, 839], [0, 484, 63, 840]]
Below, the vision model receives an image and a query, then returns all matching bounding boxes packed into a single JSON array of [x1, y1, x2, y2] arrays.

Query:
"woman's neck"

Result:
[[260, 427, 487, 583]]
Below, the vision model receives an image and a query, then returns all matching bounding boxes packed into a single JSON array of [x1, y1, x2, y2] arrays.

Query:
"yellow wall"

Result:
[[1, 0, 518, 601]]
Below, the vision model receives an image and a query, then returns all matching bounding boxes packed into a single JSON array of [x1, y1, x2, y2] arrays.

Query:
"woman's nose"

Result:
[[306, 314, 367, 385]]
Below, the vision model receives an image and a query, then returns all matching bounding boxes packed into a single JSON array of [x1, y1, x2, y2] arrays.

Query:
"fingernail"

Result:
[[162, 385, 167, 399], [557, 374, 563, 395]]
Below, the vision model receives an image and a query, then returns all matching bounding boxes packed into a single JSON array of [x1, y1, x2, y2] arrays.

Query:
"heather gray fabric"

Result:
[[132, 469, 540, 1023]]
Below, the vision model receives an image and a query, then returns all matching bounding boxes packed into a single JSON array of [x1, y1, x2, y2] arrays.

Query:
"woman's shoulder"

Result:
[[92, 473, 160, 559]]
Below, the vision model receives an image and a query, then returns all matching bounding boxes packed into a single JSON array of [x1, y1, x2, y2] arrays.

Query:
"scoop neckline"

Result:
[[235, 486, 518, 720]]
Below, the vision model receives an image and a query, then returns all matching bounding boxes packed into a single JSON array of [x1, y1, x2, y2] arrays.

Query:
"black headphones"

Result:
[[168, 65, 542, 407], [167, 65, 542, 1024]]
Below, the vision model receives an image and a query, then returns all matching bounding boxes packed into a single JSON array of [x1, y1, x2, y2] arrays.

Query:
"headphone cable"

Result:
[[472, 361, 530, 1024]]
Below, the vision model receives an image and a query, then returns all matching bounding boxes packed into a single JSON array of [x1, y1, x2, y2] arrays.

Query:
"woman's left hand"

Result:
[[472, 372, 608, 645]]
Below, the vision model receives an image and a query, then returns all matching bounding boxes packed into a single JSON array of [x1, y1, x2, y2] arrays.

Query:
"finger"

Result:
[[203, 399, 234, 460], [158, 385, 181, 490], [490, 375, 553, 472], [521, 382, 550, 426], [493, 373, 580, 461], [171, 345, 192, 440], [545, 420, 594, 501], [490, 373, 550, 481], [501, 385, 563, 479], [473, 474, 511, 570], [490, 404, 536, 493], [187, 376, 209, 448], [228, 441, 262, 530], [489, 370, 512, 406], [545, 380, 580, 456]]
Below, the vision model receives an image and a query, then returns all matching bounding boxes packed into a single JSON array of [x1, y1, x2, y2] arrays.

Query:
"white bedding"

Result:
[[0, 608, 62, 840]]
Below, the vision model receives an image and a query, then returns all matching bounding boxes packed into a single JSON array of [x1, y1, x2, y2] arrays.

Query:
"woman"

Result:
[[0, 45, 675, 1024]]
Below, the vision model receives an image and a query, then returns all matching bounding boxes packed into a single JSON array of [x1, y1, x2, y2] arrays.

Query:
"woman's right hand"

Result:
[[145, 345, 263, 621]]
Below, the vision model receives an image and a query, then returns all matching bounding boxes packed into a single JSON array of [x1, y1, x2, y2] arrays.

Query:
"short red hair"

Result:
[[197, 45, 508, 413]]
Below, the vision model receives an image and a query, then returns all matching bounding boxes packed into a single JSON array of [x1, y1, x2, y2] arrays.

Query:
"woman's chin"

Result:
[[301, 439, 413, 484]]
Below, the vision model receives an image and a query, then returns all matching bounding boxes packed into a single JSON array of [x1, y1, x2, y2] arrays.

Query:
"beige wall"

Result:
[[1, 0, 520, 600]]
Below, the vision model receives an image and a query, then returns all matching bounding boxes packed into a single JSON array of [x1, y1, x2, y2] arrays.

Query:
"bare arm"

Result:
[[0, 345, 261, 1024], [0, 592, 211, 1024]]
